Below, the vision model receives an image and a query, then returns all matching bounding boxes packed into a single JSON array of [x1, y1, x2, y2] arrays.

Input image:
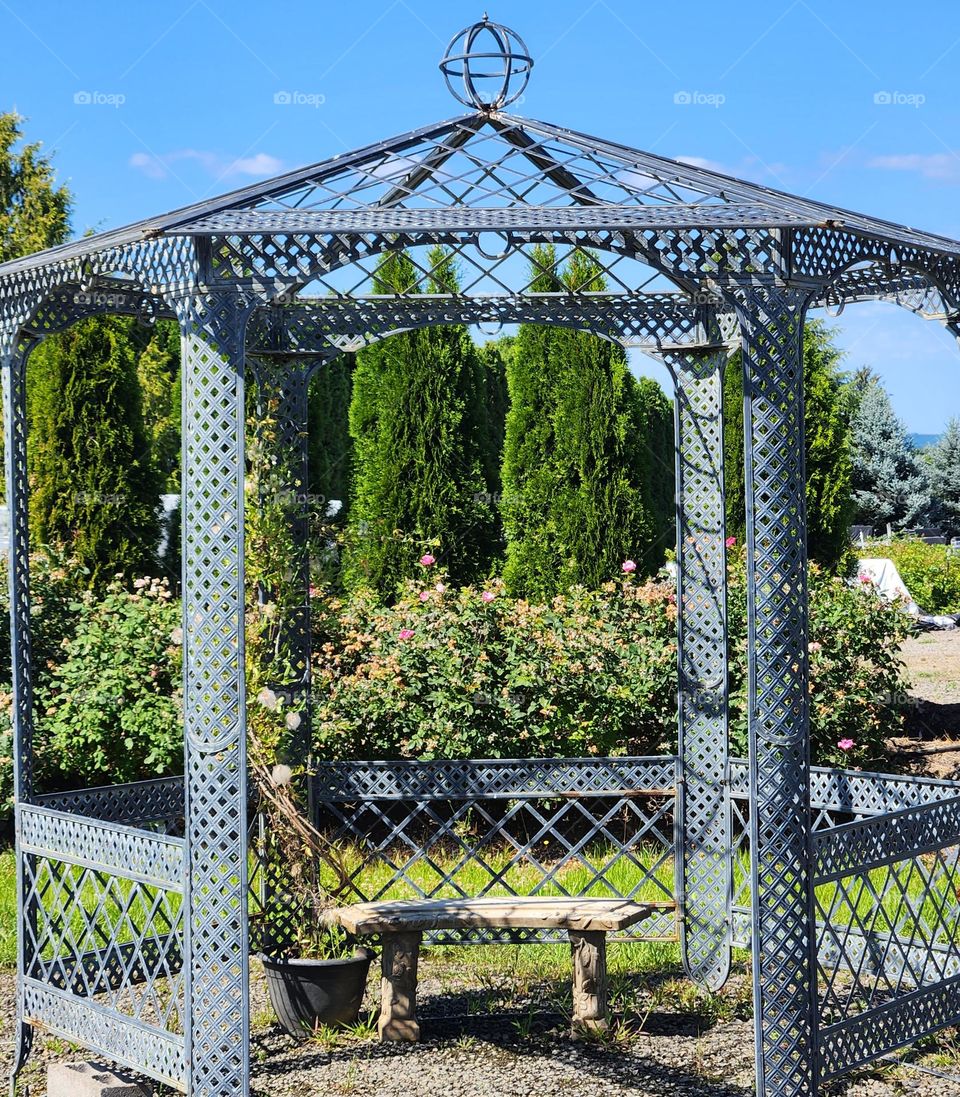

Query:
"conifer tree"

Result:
[[928, 418, 960, 537], [308, 354, 354, 520], [631, 374, 675, 571], [0, 112, 70, 263], [28, 317, 162, 586], [502, 247, 659, 597], [850, 379, 930, 532], [344, 247, 495, 594], [723, 320, 854, 570]]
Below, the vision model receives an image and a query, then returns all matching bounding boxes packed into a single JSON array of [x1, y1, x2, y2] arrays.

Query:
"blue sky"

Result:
[[3, 0, 960, 430]]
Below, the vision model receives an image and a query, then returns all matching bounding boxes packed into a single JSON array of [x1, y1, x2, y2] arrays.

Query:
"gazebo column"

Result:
[[733, 286, 817, 1097], [173, 289, 257, 1097], [660, 346, 733, 992], [2, 329, 38, 1093]]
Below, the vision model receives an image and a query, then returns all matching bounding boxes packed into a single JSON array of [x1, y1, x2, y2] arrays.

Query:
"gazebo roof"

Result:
[[2, 110, 960, 284]]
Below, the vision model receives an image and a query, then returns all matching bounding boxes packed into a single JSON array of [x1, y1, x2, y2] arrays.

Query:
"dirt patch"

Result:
[[890, 629, 960, 779]]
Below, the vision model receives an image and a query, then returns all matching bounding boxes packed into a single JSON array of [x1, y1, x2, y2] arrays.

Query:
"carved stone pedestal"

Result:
[[379, 930, 422, 1041], [569, 930, 608, 1034]]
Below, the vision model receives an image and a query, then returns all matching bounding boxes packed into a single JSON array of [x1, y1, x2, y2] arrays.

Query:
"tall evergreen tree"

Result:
[[344, 247, 495, 595], [135, 319, 181, 490], [502, 247, 659, 597], [723, 320, 854, 570], [308, 354, 354, 520], [850, 379, 930, 532], [476, 338, 510, 502], [28, 317, 162, 586], [926, 417, 960, 537], [0, 112, 71, 263], [631, 374, 676, 572]]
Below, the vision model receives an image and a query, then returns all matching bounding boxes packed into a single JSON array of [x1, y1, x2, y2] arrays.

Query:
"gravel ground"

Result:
[[2, 963, 958, 1096]]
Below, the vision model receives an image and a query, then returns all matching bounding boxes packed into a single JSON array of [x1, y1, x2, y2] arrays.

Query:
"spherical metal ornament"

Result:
[[439, 15, 533, 111]]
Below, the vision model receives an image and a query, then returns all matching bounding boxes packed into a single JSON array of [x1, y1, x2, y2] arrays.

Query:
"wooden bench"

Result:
[[328, 897, 659, 1041]]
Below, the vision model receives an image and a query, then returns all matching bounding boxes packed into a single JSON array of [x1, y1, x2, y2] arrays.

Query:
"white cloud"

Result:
[[867, 153, 960, 183], [676, 154, 729, 173], [129, 148, 284, 181]]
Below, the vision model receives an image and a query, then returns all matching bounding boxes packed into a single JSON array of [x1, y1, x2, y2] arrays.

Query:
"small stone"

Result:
[[47, 1061, 152, 1097]]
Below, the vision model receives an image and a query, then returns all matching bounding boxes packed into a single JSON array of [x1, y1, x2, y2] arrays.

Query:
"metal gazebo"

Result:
[[4, 17, 960, 1097]]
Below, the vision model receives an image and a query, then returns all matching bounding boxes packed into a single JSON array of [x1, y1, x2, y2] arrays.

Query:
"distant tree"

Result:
[[502, 247, 659, 597], [134, 319, 181, 490], [927, 417, 960, 537], [724, 320, 854, 570], [308, 354, 354, 521], [849, 379, 931, 532], [344, 247, 496, 595], [631, 374, 675, 572], [477, 337, 510, 503], [0, 112, 70, 263], [28, 317, 162, 586]]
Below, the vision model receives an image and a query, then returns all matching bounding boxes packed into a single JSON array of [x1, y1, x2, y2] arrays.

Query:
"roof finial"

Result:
[[440, 16, 533, 112]]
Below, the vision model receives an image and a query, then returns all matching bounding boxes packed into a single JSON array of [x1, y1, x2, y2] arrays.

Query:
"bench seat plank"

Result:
[[329, 896, 659, 935]]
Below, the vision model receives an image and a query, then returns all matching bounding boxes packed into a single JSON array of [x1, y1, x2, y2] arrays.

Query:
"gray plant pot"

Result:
[[258, 948, 374, 1038]]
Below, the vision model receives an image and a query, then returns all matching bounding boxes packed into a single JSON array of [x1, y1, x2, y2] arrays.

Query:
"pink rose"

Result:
[[398, 628, 415, 641], [419, 591, 430, 603], [481, 591, 496, 603], [435, 582, 447, 594], [419, 554, 436, 567], [622, 560, 637, 574], [725, 536, 737, 548], [837, 738, 854, 751]]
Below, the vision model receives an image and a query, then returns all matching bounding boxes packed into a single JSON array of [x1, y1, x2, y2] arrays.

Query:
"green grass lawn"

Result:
[[0, 849, 15, 966]]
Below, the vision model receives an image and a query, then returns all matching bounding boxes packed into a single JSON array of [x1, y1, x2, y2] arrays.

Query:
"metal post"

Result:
[[173, 289, 256, 1097], [735, 285, 818, 1097], [662, 346, 733, 992], [2, 329, 37, 1096]]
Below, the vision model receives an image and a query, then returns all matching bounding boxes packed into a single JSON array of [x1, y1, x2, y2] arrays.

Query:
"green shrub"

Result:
[[313, 572, 678, 761], [863, 538, 960, 614], [313, 555, 910, 769], [726, 550, 910, 769], [35, 575, 183, 787]]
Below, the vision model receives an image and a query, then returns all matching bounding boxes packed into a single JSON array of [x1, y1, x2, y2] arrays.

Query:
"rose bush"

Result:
[[312, 574, 678, 760], [314, 553, 911, 769]]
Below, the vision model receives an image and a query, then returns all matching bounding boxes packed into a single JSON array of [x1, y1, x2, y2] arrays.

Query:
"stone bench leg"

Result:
[[379, 930, 422, 1041], [569, 929, 608, 1034]]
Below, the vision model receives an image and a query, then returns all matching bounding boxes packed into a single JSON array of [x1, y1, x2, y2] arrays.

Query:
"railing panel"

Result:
[[34, 775, 185, 830], [298, 757, 680, 945], [18, 805, 186, 1091], [812, 793, 960, 1078]]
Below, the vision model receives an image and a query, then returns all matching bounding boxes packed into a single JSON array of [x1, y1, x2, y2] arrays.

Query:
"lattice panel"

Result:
[[18, 806, 185, 1088], [669, 351, 732, 991], [308, 758, 679, 946], [35, 776, 185, 830], [813, 795, 960, 1079], [174, 289, 255, 1097], [733, 285, 817, 1097]]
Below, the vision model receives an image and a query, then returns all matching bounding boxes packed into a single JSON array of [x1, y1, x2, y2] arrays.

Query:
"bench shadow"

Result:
[[250, 975, 751, 1096]]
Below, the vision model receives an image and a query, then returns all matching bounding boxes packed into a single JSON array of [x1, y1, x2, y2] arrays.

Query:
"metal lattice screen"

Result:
[[298, 757, 680, 945]]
